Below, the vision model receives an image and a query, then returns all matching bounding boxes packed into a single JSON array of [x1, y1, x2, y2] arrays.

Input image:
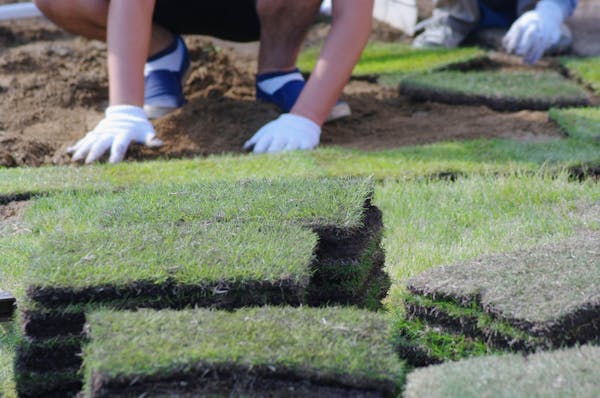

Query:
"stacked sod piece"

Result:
[[400, 69, 590, 111], [81, 307, 406, 397], [404, 345, 600, 398], [17, 178, 389, 397], [397, 233, 600, 366]]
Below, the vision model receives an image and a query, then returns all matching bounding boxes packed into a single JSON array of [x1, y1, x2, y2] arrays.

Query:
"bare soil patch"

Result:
[[0, 16, 567, 167]]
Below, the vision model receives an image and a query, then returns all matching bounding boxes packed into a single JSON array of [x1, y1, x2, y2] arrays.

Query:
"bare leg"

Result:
[[34, 0, 173, 55], [256, 0, 322, 74]]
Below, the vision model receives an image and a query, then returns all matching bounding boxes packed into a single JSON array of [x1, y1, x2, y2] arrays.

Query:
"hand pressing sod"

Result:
[[68, 105, 163, 164], [244, 113, 321, 153], [502, 1, 564, 65]]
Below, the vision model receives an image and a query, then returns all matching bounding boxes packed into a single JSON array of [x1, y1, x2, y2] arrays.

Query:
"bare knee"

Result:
[[34, 0, 109, 40], [34, 0, 74, 20]]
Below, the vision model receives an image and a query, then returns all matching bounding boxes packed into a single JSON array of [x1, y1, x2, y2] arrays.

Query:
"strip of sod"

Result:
[[24, 178, 373, 234], [549, 107, 600, 141], [15, 369, 81, 398], [400, 70, 590, 111], [298, 42, 484, 86], [561, 56, 600, 95], [82, 307, 406, 398], [404, 345, 600, 398], [405, 233, 600, 347]]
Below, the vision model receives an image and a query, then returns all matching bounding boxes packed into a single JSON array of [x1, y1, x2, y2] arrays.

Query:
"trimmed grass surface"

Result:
[[2, 141, 600, 196], [83, 307, 406, 398], [298, 43, 484, 86], [404, 345, 600, 398], [25, 178, 372, 233], [400, 70, 590, 110], [562, 56, 600, 94], [406, 233, 600, 344], [550, 107, 600, 141], [27, 222, 316, 296]]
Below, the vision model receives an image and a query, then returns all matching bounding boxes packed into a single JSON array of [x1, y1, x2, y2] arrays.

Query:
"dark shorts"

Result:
[[153, 0, 260, 42]]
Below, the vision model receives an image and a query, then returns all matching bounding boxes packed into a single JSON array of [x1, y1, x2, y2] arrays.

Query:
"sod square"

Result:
[[405, 233, 600, 349], [561, 56, 600, 95], [404, 345, 600, 398], [400, 70, 590, 111], [549, 107, 600, 141], [82, 307, 406, 398], [298, 42, 484, 86]]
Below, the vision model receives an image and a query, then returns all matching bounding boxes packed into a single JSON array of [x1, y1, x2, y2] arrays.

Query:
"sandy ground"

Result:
[[0, 1, 596, 167]]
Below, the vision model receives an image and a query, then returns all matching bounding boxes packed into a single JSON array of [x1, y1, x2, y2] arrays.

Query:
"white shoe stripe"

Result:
[[257, 72, 304, 95]]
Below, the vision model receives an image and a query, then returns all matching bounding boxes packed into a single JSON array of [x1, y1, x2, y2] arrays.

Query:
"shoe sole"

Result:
[[144, 66, 192, 119], [326, 101, 352, 122]]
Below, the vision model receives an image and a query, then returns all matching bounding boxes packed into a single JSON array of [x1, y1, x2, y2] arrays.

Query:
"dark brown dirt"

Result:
[[0, 17, 567, 167]]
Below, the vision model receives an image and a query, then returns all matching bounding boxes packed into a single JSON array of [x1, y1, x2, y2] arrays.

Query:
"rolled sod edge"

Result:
[[87, 362, 398, 398], [16, 336, 85, 373], [399, 83, 590, 111]]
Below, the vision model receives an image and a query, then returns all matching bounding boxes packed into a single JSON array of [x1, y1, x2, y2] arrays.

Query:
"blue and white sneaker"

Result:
[[144, 36, 191, 119], [256, 68, 351, 122]]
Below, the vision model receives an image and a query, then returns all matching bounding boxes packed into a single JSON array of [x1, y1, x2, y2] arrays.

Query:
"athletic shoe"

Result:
[[412, 18, 467, 49], [144, 36, 191, 119], [256, 68, 351, 122]]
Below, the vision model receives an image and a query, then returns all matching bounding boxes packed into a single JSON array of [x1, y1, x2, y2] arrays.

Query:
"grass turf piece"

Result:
[[549, 107, 600, 141], [83, 307, 406, 397], [404, 344, 600, 398], [393, 316, 493, 367], [25, 221, 316, 307], [400, 70, 590, 111], [561, 56, 600, 95], [298, 42, 484, 86], [406, 233, 600, 346], [24, 178, 373, 234]]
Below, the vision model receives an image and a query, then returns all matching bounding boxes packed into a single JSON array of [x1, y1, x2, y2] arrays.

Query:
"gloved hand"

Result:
[[243, 113, 321, 153], [502, 0, 564, 64], [68, 105, 163, 164]]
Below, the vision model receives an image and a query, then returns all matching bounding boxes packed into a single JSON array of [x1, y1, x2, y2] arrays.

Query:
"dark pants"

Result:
[[153, 0, 260, 42]]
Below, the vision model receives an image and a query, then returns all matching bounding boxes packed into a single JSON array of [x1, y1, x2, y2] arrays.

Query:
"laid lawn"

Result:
[[298, 42, 484, 86], [400, 70, 591, 110], [561, 56, 600, 95], [550, 107, 600, 141]]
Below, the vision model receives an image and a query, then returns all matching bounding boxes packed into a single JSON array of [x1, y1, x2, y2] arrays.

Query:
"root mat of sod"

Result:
[[403, 233, 600, 355], [82, 307, 406, 398], [404, 345, 600, 398], [399, 70, 590, 111]]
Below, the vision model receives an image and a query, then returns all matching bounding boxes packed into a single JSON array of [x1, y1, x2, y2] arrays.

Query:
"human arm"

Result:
[[245, 0, 373, 153], [69, 0, 162, 163], [503, 0, 577, 65]]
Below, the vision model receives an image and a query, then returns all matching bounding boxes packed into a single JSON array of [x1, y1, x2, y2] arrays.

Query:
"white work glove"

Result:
[[68, 105, 163, 164], [502, 0, 564, 65], [243, 113, 321, 154]]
